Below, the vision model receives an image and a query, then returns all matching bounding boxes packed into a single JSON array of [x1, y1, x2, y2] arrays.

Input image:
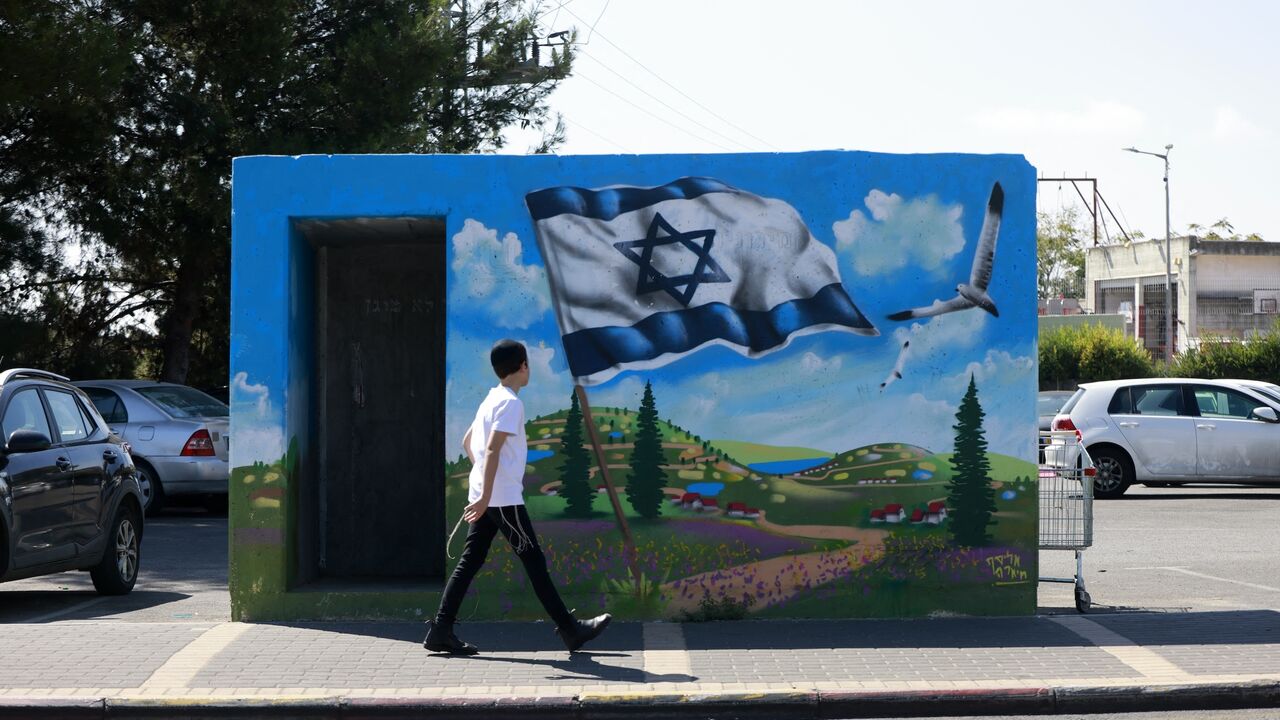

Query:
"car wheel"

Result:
[[91, 505, 141, 595], [136, 463, 165, 516], [1090, 447, 1133, 499]]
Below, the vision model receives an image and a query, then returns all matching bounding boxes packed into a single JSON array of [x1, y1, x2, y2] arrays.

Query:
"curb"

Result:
[[2, 683, 1279, 718]]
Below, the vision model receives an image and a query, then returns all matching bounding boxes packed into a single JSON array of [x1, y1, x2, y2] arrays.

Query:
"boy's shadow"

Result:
[[432, 651, 697, 684]]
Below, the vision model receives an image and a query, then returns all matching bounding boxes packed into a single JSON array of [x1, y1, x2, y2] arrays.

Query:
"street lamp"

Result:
[[1122, 144, 1174, 362]]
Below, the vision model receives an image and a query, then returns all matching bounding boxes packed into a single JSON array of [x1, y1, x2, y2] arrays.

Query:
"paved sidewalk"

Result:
[[3, 611, 1280, 717]]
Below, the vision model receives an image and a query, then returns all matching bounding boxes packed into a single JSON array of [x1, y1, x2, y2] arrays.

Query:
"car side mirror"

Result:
[[5, 429, 52, 453], [1253, 406, 1279, 423]]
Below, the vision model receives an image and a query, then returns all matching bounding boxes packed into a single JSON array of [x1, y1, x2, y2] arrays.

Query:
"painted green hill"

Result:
[[454, 404, 1040, 533], [707, 440, 832, 466]]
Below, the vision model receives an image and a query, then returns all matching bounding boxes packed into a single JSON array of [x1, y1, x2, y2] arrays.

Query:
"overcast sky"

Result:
[[504, 0, 1280, 243]]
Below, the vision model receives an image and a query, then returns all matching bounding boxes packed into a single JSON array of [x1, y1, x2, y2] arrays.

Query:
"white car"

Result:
[[73, 380, 229, 514], [1051, 378, 1280, 498]]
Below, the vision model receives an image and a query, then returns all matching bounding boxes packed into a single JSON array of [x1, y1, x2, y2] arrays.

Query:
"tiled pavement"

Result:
[[2, 612, 1280, 716]]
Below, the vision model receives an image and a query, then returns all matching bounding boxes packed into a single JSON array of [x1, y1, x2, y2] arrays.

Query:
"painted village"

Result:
[[442, 380, 1038, 621]]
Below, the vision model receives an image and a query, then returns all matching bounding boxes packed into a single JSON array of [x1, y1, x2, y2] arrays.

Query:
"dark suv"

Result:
[[0, 368, 145, 594]]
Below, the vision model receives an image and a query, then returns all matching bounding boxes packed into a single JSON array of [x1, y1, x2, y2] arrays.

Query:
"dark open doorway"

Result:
[[295, 217, 446, 586]]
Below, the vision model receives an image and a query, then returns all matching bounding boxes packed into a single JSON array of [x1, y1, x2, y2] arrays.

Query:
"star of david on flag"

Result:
[[525, 177, 878, 386], [614, 212, 731, 307]]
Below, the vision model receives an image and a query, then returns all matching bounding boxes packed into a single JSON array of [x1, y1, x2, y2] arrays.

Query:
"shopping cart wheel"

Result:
[[1075, 587, 1092, 613]]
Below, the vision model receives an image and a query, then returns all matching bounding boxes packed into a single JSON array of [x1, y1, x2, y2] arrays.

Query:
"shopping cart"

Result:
[[1038, 430, 1096, 612]]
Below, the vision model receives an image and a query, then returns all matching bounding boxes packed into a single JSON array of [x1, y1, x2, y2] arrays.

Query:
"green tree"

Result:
[[1037, 207, 1087, 299], [1, 1, 571, 384], [626, 381, 667, 519], [559, 391, 595, 518], [946, 376, 997, 547], [1186, 218, 1264, 242]]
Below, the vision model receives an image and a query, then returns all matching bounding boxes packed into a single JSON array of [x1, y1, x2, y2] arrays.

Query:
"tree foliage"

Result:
[[1036, 207, 1087, 299], [946, 376, 996, 548], [626, 381, 667, 520], [559, 391, 595, 518], [1185, 218, 1264, 243], [1, 1, 571, 386]]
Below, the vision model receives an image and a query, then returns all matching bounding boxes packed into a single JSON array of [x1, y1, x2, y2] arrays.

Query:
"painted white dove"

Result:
[[880, 340, 910, 390], [888, 182, 1003, 321]]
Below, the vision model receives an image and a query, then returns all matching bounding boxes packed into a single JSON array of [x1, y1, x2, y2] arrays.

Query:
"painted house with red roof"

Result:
[[926, 501, 948, 524], [726, 501, 747, 518], [870, 508, 886, 523], [744, 508, 760, 519], [700, 498, 719, 512], [680, 492, 702, 510], [883, 504, 906, 523], [909, 509, 925, 524]]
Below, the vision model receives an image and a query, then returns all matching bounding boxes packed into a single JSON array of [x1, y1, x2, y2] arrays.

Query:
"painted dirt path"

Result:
[[659, 525, 889, 615], [752, 508, 878, 542]]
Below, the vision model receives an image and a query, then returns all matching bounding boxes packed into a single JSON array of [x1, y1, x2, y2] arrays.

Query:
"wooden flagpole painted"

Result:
[[574, 384, 642, 589]]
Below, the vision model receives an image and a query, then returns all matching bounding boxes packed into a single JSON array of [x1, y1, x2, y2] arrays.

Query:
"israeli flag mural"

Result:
[[526, 177, 878, 385]]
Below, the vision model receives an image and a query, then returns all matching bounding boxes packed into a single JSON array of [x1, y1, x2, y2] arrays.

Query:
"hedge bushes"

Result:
[[1040, 324, 1157, 390], [1170, 329, 1280, 384], [1040, 321, 1280, 389]]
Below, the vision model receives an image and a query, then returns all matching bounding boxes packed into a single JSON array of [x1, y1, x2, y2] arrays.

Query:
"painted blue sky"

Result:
[[445, 151, 1037, 461]]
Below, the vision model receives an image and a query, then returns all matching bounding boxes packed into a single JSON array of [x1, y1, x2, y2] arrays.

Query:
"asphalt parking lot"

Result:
[[0, 506, 229, 623], [2, 485, 1278, 622], [1038, 484, 1280, 613]]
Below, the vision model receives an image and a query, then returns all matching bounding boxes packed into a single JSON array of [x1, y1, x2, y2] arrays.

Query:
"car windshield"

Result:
[[1246, 384, 1280, 407], [1038, 392, 1073, 416], [136, 385, 229, 418]]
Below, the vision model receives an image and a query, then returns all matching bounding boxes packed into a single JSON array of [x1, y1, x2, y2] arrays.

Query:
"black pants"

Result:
[[434, 504, 574, 629]]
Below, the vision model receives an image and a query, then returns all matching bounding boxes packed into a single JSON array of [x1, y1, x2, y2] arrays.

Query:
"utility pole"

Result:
[[1123, 145, 1175, 362]]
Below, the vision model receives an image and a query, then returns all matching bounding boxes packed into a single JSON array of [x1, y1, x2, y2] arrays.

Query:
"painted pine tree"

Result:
[[946, 375, 997, 546], [559, 392, 595, 518], [626, 381, 668, 519]]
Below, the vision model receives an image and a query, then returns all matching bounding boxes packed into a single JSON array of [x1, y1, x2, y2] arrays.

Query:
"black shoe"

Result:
[[423, 620, 479, 655], [556, 613, 612, 652]]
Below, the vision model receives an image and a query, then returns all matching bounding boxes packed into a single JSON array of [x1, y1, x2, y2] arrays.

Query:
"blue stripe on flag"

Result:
[[526, 177, 738, 222], [561, 283, 877, 379]]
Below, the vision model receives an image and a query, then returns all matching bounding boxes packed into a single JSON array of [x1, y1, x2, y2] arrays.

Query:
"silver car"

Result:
[[1051, 377, 1280, 498], [73, 381, 229, 513]]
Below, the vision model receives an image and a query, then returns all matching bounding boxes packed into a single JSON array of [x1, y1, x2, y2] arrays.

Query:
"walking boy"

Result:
[[424, 339, 611, 655]]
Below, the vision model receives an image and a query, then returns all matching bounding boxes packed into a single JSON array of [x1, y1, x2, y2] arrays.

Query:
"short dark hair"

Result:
[[490, 339, 527, 379]]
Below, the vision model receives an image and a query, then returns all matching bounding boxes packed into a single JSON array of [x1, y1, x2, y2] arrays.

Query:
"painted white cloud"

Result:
[[940, 349, 1036, 397], [229, 372, 285, 465], [1212, 106, 1266, 142], [928, 348, 1038, 461], [970, 101, 1145, 134], [231, 371, 271, 418], [445, 334, 573, 453], [450, 219, 551, 329], [891, 309, 990, 357], [799, 351, 842, 374], [230, 426, 286, 467], [834, 190, 965, 277]]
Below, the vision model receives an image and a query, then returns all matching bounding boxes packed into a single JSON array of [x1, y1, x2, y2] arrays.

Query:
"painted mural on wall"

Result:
[[441, 160, 1036, 620], [228, 151, 1038, 620]]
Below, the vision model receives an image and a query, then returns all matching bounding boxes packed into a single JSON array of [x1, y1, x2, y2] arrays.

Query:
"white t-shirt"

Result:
[[467, 384, 528, 507]]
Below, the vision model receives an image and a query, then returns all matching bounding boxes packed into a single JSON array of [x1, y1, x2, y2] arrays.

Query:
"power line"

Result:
[[561, 5, 781, 151], [536, 0, 574, 20], [562, 114, 632, 153], [578, 48, 755, 151], [572, 70, 738, 152], [582, 0, 610, 44]]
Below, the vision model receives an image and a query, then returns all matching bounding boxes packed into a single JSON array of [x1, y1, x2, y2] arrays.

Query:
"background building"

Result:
[[1085, 238, 1280, 357]]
